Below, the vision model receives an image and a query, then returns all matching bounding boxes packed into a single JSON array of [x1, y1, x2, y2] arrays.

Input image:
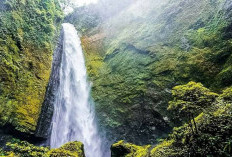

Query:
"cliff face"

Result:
[[70, 0, 232, 145], [0, 0, 63, 137], [35, 29, 64, 139]]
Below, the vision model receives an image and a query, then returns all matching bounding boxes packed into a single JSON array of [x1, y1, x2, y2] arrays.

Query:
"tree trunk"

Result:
[[188, 113, 194, 135], [192, 113, 198, 134]]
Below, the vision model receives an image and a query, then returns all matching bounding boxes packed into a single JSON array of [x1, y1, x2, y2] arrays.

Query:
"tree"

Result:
[[168, 81, 218, 134], [220, 87, 232, 101]]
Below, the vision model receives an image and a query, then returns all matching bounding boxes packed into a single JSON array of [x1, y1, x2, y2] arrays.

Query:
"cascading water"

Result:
[[50, 23, 104, 157]]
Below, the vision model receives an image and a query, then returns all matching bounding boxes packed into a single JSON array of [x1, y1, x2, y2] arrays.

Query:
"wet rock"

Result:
[[35, 30, 64, 139]]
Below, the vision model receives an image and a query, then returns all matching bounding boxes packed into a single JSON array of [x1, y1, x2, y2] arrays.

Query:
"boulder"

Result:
[[111, 140, 150, 157], [48, 141, 85, 157]]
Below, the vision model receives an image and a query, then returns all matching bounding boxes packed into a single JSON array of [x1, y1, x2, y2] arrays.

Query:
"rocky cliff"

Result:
[[35, 28, 64, 139], [0, 0, 63, 140]]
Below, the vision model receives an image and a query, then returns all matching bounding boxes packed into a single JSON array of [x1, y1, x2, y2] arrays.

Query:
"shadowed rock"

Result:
[[35, 29, 64, 140]]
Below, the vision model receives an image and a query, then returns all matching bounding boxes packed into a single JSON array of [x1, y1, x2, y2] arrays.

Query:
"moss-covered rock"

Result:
[[168, 81, 219, 125], [111, 140, 151, 157], [2, 140, 85, 157], [81, 36, 171, 145], [5, 139, 49, 157], [48, 141, 85, 157], [0, 0, 63, 134], [150, 140, 178, 157]]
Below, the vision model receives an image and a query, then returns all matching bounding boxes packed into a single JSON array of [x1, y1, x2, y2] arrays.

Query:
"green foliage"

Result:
[[216, 65, 232, 87], [6, 139, 49, 157], [151, 82, 232, 157], [220, 87, 232, 101], [168, 81, 218, 115], [112, 82, 232, 157], [0, 148, 6, 156], [3, 140, 84, 157], [0, 0, 63, 133], [150, 140, 179, 157]]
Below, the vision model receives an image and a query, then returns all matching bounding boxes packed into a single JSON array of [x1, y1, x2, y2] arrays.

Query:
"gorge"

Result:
[[0, 0, 232, 157]]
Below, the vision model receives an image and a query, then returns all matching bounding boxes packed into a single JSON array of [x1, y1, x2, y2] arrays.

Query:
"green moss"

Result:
[[6, 139, 49, 157], [48, 141, 85, 157], [93, 47, 153, 126], [82, 38, 158, 133], [168, 81, 218, 111], [3, 140, 85, 157], [150, 140, 177, 157], [79, 0, 232, 135]]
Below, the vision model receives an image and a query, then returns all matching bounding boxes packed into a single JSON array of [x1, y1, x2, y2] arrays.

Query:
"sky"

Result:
[[62, 0, 98, 14], [73, 0, 98, 6]]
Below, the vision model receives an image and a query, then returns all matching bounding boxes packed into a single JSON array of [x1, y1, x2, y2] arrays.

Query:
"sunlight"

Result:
[[62, 0, 98, 15], [72, 0, 98, 6]]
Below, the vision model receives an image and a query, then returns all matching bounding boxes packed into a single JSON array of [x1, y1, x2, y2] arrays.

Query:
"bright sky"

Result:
[[63, 0, 98, 14], [73, 0, 98, 6]]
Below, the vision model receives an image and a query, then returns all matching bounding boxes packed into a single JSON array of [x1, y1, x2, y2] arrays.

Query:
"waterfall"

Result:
[[50, 23, 104, 157]]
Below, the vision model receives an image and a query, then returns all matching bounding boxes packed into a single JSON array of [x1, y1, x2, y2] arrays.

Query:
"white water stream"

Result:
[[50, 23, 104, 157]]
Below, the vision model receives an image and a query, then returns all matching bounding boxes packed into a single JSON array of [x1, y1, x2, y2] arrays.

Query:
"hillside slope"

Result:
[[67, 0, 232, 144]]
